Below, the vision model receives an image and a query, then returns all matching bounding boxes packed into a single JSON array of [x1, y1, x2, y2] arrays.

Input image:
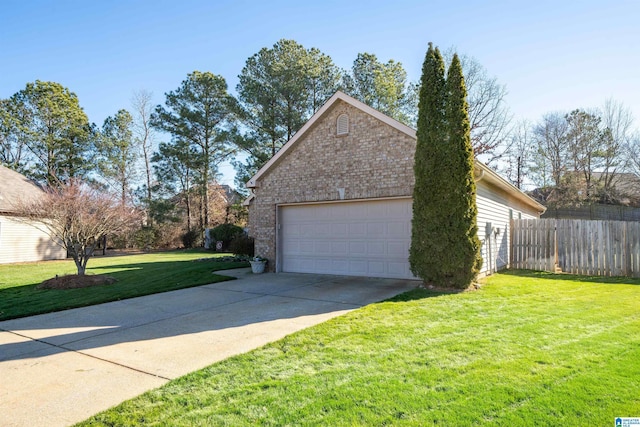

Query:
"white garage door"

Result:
[[280, 198, 415, 279]]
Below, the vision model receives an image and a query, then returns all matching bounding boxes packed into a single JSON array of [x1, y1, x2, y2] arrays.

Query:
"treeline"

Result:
[[2, 38, 638, 247], [502, 100, 640, 207], [0, 39, 424, 248]]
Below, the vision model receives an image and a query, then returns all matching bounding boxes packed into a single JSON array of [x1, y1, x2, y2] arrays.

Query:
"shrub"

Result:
[[181, 230, 202, 248], [133, 226, 159, 250], [229, 235, 254, 257], [208, 224, 244, 249]]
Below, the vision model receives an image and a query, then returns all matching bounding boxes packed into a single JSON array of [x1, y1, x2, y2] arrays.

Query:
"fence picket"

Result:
[[511, 218, 640, 278]]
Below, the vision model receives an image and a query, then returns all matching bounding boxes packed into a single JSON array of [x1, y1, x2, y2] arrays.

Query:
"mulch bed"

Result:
[[37, 275, 117, 290]]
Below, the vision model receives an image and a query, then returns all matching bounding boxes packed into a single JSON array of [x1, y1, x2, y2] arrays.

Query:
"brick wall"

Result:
[[248, 100, 416, 269]]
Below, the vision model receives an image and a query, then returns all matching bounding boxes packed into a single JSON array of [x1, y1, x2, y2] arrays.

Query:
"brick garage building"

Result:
[[245, 92, 544, 279]]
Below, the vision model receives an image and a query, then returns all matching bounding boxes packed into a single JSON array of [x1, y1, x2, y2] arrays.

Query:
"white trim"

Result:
[[276, 195, 412, 208], [242, 193, 255, 206]]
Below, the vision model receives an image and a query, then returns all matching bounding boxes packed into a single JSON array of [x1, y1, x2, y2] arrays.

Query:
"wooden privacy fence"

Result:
[[511, 218, 640, 277]]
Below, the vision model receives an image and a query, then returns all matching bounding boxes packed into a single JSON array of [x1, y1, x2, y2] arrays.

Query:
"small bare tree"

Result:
[[502, 119, 533, 189], [600, 98, 634, 198], [443, 49, 512, 163], [14, 181, 139, 275], [131, 90, 156, 217]]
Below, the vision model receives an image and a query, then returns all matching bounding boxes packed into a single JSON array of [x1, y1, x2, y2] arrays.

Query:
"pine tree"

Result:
[[409, 43, 447, 282], [410, 45, 482, 288], [442, 54, 482, 286]]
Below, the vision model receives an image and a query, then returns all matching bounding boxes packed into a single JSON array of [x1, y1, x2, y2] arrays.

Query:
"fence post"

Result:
[[509, 218, 514, 269]]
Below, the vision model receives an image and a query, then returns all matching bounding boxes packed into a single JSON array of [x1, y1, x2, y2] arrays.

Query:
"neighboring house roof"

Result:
[[533, 171, 640, 207], [594, 172, 640, 206], [0, 165, 44, 214], [246, 91, 545, 214]]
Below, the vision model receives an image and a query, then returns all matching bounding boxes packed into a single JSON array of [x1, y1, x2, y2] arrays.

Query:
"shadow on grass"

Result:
[[383, 287, 460, 303], [0, 259, 249, 321], [499, 269, 640, 286], [0, 271, 418, 364]]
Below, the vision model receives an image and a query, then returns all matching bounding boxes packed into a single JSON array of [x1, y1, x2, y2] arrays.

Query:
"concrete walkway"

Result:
[[0, 269, 416, 427]]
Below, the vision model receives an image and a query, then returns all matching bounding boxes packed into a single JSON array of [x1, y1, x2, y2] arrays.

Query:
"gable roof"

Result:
[[0, 165, 44, 214], [246, 91, 545, 214]]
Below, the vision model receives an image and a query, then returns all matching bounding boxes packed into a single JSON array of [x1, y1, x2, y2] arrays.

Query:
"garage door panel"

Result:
[[331, 223, 348, 236], [366, 222, 385, 236], [281, 199, 416, 279], [283, 224, 300, 237], [349, 260, 367, 275], [367, 203, 386, 217], [332, 259, 348, 273], [349, 223, 366, 237], [368, 261, 385, 274], [349, 241, 366, 256], [286, 241, 301, 252], [367, 241, 385, 255], [387, 241, 408, 255], [316, 223, 331, 236], [300, 241, 314, 253], [388, 262, 409, 276], [315, 241, 331, 254], [387, 221, 406, 235], [316, 259, 332, 271], [331, 241, 348, 254], [301, 224, 315, 236]]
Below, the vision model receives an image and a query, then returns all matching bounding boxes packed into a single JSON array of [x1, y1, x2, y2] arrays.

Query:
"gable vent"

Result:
[[337, 114, 349, 135]]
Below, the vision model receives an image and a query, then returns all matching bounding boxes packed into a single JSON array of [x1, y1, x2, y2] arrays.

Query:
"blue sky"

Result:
[[2, 0, 639, 187]]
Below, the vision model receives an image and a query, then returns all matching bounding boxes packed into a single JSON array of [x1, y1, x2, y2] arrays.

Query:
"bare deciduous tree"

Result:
[[600, 98, 634, 197], [13, 181, 140, 275], [131, 90, 156, 215], [502, 119, 533, 189], [626, 132, 640, 177], [533, 112, 569, 188], [444, 49, 512, 163]]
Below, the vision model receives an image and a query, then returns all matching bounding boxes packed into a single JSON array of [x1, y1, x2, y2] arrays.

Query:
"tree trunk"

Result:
[[70, 250, 85, 276], [202, 141, 210, 228], [144, 143, 152, 226], [186, 190, 192, 232]]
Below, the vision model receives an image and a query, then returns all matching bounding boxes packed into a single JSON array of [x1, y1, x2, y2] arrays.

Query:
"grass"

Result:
[[0, 249, 248, 320], [77, 270, 640, 426]]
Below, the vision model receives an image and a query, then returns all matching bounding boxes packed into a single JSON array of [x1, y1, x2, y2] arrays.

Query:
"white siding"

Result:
[[0, 215, 66, 264], [476, 182, 538, 275]]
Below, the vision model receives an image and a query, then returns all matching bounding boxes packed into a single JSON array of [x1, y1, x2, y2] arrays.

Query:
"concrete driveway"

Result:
[[0, 268, 416, 427]]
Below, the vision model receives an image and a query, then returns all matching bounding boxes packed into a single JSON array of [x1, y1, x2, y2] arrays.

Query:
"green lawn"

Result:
[[0, 250, 248, 320], [78, 270, 640, 426]]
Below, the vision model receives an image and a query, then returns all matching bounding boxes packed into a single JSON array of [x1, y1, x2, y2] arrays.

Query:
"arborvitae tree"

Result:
[[442, 54, 481, 286], [410, 45, 481, 288], [409, 43, 447, 283]]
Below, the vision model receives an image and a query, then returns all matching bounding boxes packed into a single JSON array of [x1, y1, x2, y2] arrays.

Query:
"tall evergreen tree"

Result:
[[152, 71, 235, 228], [232, 39, 342, 191], [410, 45, 481, 288], [442, 54, 481, 286], [409, 43, 447, 283], [5, 81, 94, 186], [97, 109, 137, 206], [343, 53, 417, 126]]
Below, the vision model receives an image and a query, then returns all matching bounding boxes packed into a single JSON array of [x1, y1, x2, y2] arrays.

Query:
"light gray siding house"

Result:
[[245, 92, 544, 279], [0, 165, 66, 264]]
